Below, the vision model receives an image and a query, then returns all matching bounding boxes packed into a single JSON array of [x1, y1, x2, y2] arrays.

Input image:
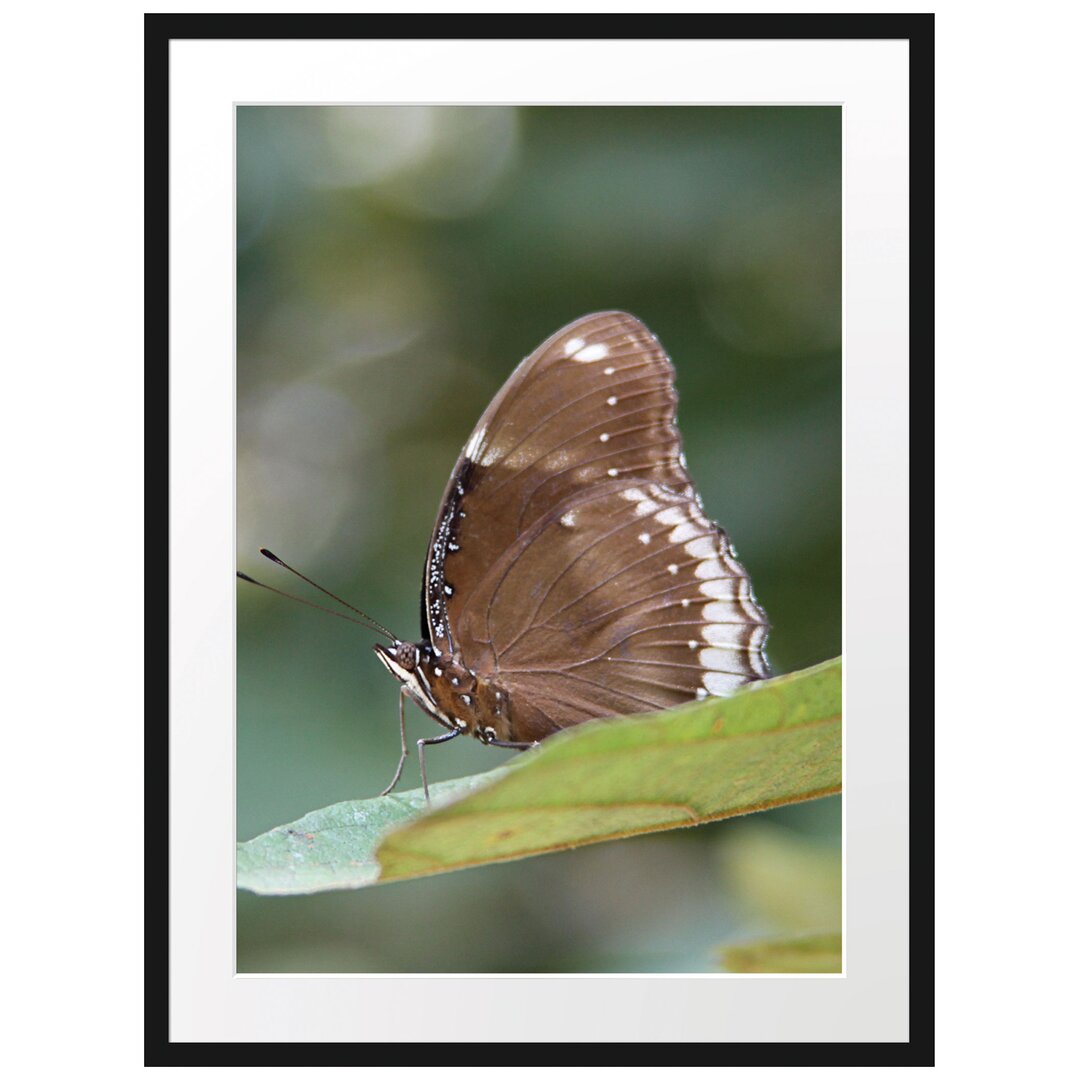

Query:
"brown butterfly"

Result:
[[243, 312, 770, 796]]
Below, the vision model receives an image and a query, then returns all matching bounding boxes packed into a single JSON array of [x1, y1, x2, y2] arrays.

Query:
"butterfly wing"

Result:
[[422, 311, 769, 739]]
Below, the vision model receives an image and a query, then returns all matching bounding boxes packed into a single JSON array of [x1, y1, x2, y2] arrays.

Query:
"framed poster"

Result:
[[152, 14, 930, 1062]]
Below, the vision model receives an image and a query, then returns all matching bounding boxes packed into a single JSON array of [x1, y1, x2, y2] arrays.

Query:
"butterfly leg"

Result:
[[485, 737, 540, 751], [378, 688, 411, 797], [417, 728, 460, 802]]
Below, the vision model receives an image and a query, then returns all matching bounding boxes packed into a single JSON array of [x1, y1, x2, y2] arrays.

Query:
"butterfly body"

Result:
[[373, 640, 519, 745], [374, 312, 771, 763]]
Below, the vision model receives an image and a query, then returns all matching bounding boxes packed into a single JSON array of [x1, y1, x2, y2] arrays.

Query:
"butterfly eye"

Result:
[[394, 641, 418, 671]]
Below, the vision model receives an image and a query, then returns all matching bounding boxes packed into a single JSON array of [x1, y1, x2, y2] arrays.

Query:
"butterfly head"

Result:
[[372, 639, 419, 678], [372, 638, 462, 735]]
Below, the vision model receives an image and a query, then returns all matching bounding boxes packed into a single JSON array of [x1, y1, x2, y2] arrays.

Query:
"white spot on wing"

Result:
[[717, 554, 740, 577], [667, 563, 679, 574], [701, 648, 738, 670], [607, 468, 619, 477], [669, 523, 701, 543], [606, 396, 618, 406], [703, 671, 743, 695], [603, 366, 615, 375], [703, 601, 736, 621], [563, 336, 585, 356], [701, 579, 737, 599], [655, 507, 685, 526], [686, 537, 716, 560], [638, 532, 651, 545], [695, 559, 724, 580], [737, 579, 761, 619], [703, 625, 748, 647], [599, 432, 610, 442], [463, 425, 486, 462], [570, 343, 609, 363], [560, 511, 576, 527]]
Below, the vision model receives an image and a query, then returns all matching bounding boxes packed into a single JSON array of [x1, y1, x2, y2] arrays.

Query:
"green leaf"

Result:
[[235, 769, 509, 895], [237, 657, 841, 895], [718, 932, 843, 974]]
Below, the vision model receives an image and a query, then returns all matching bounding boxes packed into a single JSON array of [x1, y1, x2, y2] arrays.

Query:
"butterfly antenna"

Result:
[[256, 548, 398, 641], [237, 572, 395, 639]]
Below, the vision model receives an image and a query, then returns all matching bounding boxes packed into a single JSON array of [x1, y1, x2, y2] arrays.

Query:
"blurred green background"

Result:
[[237, 105, 841, 973]]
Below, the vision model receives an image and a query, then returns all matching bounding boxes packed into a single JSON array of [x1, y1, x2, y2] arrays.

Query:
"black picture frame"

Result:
[[147, 12, 933, 1066]]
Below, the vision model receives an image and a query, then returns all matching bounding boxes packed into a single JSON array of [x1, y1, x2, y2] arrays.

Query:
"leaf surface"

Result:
[[237, 657, 841, 895], [719, 932, 843, 974]]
